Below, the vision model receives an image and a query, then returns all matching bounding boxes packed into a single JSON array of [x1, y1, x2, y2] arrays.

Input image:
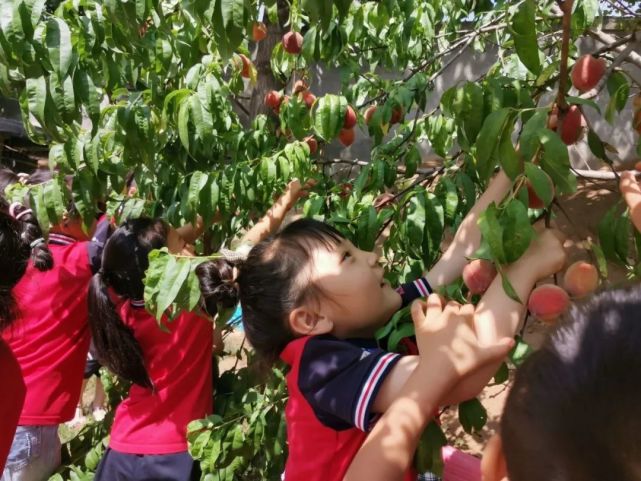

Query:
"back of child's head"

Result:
[[0, 209, 31, 328], [501, 287, 641, 481], [89, 217, 168, 388], [198, 218, 344, 363]]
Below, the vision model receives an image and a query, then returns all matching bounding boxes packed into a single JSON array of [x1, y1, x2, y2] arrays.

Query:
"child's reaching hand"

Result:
[[282, 178, 317, 209], [620, 171, 641, 233], [411, 295, 514, 388]]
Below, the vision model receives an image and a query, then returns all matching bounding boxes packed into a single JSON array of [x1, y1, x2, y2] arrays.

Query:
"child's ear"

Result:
[[288, 307, 332, 336], [481, 434, 508, 481]]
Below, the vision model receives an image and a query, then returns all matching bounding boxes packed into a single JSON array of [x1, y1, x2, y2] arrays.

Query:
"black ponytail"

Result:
[[11, 203, 54, 271], [196, 259, 239, 317], [88, 217, 167, 388], [0, 209, 31, 329], [88, 272, 152, 388]]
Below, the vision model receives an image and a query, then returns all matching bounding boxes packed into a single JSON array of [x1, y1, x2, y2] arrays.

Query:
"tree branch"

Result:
[[555, 0, 575, 111], [587, 29, 641, 70], [315, 157, 437, 176]]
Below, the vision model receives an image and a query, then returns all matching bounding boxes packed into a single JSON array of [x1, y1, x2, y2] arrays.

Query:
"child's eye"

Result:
[[342, 251, 351, 262]]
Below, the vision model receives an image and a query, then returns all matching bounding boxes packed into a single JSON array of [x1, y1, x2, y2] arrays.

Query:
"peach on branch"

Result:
[[462, 259, 497, 295], [571, 55, 605, 92], [527, 284, 570, 324], [563, 261, 598, 298]]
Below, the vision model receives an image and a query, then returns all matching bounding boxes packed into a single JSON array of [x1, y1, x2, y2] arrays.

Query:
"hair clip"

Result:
[[30, 237, 46, 249], [219, 248, 249, 263]]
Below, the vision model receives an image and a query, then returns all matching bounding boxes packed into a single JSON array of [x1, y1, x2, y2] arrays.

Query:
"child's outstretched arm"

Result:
[[439, 227, 566, 404], [426, 170, 511, 290], [345, 296, 513, 481], [238, 179, 315, 246], [620, 171, 641, 233]]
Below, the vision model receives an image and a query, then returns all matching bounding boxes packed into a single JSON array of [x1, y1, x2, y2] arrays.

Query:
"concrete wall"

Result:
[[306, 31, 640, 170]]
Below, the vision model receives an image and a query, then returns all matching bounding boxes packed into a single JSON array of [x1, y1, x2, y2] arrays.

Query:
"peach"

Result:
[[462, 259, 497, 295], [390, 106, 403, 124], [293, 80, 308, 94], [282, 31, 303, 54], [526, 174, 554, 210], [563, 261, 598, 298], [264, 90, 282, 110], [238, 54, 251, 78], [527, 285, 570, 323], [560, 105, 583, 145], [343, 106, 357, 129], [571, 55, 606, 92], [252, 22, 267, 42], [302, 91, 316, 108], [338, 128, 355, 147], [364, 105, 377, 125], [304, 136, 318, 155]]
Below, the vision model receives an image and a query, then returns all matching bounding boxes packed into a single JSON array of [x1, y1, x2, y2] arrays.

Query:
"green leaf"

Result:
[[414, 421, 446, 476], [498, 123, 521, 180], [524, 162, 553, 208], [519, 109, 547, 162], [502, 200, 534, 263], [458, 398, 487, 434], [587, 130, 608, 162], [357, 205, 378, 251], [511, 0, 541, 75], [606, 71, 629, 115], [406, 192, 426, 247], [500, 270, 522, 304], [26, 76, 47, 127], [566, 95, 601, 114], [509, 336, 533, 366], [156, 255, 192, 320], [538, 129, 576, 195], [313, 94, 347, 141], [46, 17, 73, 78], [493, 362, 509, 384], [478, 203, 506, 264], [387, 322, 415, 352], [475, 108, 512, 182], [404, 145, 419, 178]]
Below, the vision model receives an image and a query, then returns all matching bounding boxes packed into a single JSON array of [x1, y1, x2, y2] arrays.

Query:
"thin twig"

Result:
[[555, 0, 575, 111]]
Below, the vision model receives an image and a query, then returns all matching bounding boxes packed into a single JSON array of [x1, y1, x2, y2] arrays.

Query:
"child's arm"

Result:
[[237, 179, 314, 246], [175, 215, 206, 244], [373, 228, 565, 411], [620, 171, 641, 233], [345, 296, 513, 481], [439, 227, 566, 404], [425, 170, 512, 290]]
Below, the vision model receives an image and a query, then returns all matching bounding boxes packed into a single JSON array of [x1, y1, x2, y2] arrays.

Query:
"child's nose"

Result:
[[367, 251, 378, 266]]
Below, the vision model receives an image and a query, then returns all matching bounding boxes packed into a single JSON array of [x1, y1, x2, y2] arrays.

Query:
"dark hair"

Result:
[[501, 287, 641, 481], [88, 217, 169, 388], [198, 218, 344, 364], [0, 169, 54, 271], [0, 167, 19, 198], [0, 210, 31, 329]]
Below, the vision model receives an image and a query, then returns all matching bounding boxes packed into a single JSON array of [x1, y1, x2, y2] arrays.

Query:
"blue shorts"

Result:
[[94, 448, 200, 481]]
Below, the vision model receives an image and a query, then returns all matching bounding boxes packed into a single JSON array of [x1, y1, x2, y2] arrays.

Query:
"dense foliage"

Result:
[[1, 0, 640, 479]]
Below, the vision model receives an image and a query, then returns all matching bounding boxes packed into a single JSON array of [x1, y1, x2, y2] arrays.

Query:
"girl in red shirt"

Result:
[[2, 169, 108, 481], [88, 181, 311, 481], [0, 201, 36, 474], [196, 170, 567, 481]]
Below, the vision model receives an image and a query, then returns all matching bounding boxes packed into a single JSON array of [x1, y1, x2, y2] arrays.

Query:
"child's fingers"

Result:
[[412, 295, 443, 328]]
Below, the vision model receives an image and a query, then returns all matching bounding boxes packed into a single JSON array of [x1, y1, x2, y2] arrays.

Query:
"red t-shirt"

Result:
[[0, 340, 26, 471], [1, 235, 95, 424], [108, 301, 213, 455]]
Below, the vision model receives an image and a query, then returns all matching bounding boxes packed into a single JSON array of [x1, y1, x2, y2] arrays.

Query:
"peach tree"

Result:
[[1, 0, 640, 479]]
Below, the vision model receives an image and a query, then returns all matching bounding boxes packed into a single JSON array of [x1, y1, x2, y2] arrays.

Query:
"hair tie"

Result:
[[15, 208, 33, 221], [9, 202, 21, 219], [30, 237, 46, 249]]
